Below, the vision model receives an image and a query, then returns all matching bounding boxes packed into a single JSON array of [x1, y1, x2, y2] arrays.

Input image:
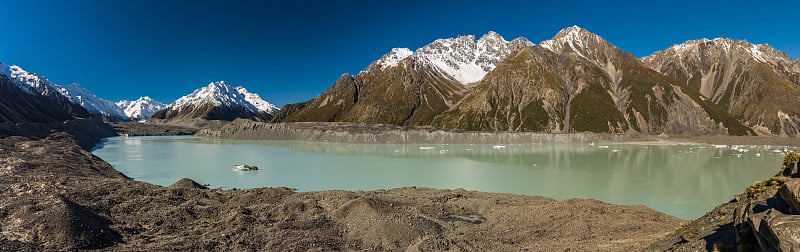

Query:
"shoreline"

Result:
[[4, 119, 790, 250], [194, 119, 800, 147], [0, 126, 684, 251]]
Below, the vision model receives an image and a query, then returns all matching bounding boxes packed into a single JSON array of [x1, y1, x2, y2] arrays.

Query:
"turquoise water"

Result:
[[92, 136, 788, 219]]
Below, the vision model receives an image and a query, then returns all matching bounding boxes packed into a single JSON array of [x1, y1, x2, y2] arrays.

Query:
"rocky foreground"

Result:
[[646, 154, 800, 251], [0, 122, 683, 251]]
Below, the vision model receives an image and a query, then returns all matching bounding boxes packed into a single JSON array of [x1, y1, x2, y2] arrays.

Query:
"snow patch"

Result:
[[378, 48, 413, 70], [426, 57, 487, 84], [539, 26, 590, 59], [235, 86, 278, 113], [56, 83, 127, 118], [410, 31, 519, 84], [747, 44, 767, 63], [4, 64, 60, 97]]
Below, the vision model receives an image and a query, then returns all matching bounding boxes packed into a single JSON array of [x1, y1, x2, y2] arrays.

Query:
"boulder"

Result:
[[168, 178, 208, 189], [748, 209, 800, 251], [779, 179, 800, 213]]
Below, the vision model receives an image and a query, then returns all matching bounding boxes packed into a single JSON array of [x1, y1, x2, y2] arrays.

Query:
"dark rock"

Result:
[[169, 178, 208, 189], [782, 162, 799, 177]]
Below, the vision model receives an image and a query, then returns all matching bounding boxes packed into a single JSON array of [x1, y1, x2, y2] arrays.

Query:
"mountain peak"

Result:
[[154, 81, 276, 121], [555, 25, 585, 36], [539, 26, 609, 59], [377, 47, 413, 70], [648, 37, 793, 66], [234, 86, 278, 113], [477, 31, 507, 43], [3, 64, 60, 97], [395, 31, 531, 84], [170, 80, 276, 114], [116, 96, 166, 121]]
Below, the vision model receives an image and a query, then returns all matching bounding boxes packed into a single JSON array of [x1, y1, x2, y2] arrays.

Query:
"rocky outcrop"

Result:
[[0, 131, 681, 251], [779, 178, 800, 211], [647, 153, 800, 251], [746, 209, 800, 251]]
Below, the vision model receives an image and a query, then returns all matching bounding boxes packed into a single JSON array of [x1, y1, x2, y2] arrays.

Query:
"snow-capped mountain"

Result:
[[151, 81, 276, 121], [1, 64, 63, 98], [56, 83, 128, 120], [116, 96, 166, 121], [1, 69, 81, 123], [278, 31, 534, 125], [643, 38, 800, 136], [0, 63, 91, 119], [374, 31, 533, 84], [278, 26, 751, 135], [234, 86, 278, 114]]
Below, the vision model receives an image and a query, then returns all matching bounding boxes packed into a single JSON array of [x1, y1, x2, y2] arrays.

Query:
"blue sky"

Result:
[[1, 0, 798, 106]]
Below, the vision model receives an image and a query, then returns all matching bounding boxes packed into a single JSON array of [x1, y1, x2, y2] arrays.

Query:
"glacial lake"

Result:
[[92, 135, 790, 219]]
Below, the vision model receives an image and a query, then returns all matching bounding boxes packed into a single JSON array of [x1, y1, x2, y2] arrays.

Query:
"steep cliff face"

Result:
[[643, 38, 800, 136], [279, 59, 467, 125]]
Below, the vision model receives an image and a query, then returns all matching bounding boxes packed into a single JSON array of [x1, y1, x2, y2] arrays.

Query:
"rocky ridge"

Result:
[[279, 32, 535, 126], [278, 26, 753, 136], [56, 83, 128, 121], [643, 38, 800, 136], [0, 63, 91, 120], [1, 63, 167, 122]]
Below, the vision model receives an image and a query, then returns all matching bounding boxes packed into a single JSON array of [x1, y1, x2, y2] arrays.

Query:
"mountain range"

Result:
[[643, 38, 800, 136], [0, 64, 276, 124], [276, 26, 764, 135], [1, 64, 166, 122], [2, 26, 798, 136]]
